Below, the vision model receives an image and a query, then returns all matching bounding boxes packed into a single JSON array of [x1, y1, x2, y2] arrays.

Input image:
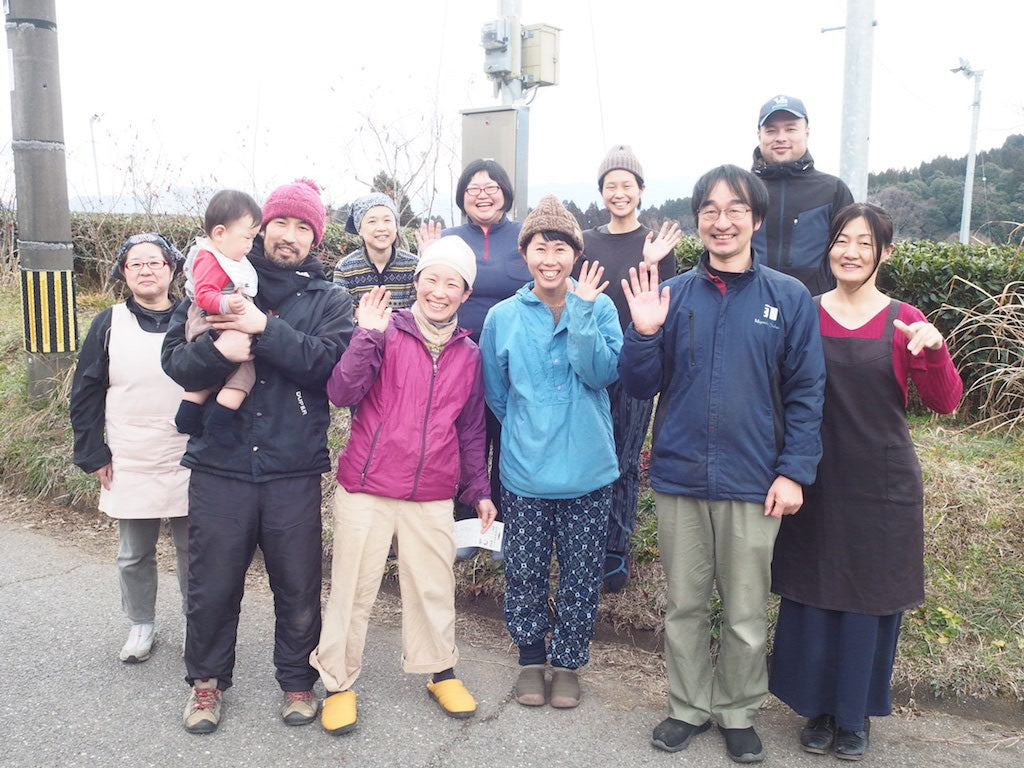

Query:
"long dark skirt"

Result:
[[769, 597, 902, 730]]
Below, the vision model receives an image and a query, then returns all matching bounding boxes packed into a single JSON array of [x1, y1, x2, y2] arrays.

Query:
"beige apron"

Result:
[[99, 303, 190, 519]]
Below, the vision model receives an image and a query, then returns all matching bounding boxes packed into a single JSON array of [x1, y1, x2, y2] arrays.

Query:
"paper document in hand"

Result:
[[452, 519, 504, 552]]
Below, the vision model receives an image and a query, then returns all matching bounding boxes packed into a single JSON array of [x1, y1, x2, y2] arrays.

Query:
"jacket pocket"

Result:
[[787, 203, 831, 270], [360, 422, 385, 484]]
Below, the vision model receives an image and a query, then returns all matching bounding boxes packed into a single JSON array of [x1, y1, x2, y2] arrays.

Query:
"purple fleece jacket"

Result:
[[327, 309, 489, 505]]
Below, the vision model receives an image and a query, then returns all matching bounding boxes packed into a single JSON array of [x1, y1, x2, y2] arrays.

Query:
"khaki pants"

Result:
[[310, 487, 459, 692], [656, 493, 781, 728]]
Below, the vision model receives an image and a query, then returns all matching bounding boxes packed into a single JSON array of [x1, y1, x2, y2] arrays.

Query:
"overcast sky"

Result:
[[1, 0, 1021, 223]]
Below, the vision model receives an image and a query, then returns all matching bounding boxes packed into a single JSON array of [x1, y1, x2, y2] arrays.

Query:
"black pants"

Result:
[[184, 471, 322, 692]]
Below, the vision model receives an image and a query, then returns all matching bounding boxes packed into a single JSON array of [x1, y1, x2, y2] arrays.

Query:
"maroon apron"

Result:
[[772, 299, 924, 615]]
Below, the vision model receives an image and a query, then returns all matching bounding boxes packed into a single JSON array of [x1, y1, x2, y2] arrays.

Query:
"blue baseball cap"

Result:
[[758, 95, 808, 127]]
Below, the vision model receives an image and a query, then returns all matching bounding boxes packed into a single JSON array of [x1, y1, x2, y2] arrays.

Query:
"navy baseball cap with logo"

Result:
[[758, 95, 808, 127]]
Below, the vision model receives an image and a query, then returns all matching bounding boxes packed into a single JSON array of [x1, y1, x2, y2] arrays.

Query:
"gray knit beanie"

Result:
[[597, 144, 644, 189], [345, 192, 400, 235], [517, 195, 584, 253]]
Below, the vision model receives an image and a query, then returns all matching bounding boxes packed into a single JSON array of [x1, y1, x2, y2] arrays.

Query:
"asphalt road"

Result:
[[1, 522, 1020, 767]]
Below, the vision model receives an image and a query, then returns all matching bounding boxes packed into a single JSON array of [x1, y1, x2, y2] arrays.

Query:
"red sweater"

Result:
[[192, 249, 232, 315], [819, 302, 962, 414]]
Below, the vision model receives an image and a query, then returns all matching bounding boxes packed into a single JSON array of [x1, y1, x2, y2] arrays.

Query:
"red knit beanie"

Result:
[[261, 178, 326, 245]]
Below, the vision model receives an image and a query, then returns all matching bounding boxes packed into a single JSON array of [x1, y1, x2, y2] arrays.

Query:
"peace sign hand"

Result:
[[893, 318, 944, 355], [566, 259, 610, 303], [357, 286, 393, 332], [642, 220, 683, 266], [622, 261, 670, 335]]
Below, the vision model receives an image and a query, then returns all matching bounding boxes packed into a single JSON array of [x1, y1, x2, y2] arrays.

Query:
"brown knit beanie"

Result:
[[597, 144, 644, 189], [518, 195, 584, 253]]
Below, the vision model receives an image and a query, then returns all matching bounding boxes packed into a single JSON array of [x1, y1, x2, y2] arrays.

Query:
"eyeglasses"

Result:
[[123, 259, 169, 272], [465, 183, 501, 198], [698, 206, 751, 222]]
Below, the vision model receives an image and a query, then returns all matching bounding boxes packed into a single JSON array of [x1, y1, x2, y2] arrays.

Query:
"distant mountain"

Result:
[[867, 134, 1023, 242]]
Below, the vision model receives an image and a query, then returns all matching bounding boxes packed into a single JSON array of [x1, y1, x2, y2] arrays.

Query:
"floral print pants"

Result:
[[501, 484, 611, 669]]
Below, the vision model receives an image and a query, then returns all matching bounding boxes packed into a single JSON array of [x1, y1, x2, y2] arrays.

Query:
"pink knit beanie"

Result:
[[261, 178, 327, 245]]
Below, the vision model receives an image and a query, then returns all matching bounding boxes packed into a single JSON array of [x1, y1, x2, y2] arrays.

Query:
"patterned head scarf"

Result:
[[110, 233, 185, 280]]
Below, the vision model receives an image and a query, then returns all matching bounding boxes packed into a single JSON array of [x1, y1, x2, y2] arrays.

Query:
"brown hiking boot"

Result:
[[183, 678, 221, 734], [281, 689, 319, 725]]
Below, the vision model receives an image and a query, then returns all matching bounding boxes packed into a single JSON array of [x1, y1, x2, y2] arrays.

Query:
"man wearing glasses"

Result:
[[752, 95, 854, 296], [619, 165, 825, 763]]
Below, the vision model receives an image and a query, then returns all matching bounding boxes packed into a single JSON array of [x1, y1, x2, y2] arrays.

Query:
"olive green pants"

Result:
[[656, 493, 781, 729]]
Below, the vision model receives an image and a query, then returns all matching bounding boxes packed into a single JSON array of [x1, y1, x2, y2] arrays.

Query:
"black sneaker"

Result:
[[720, 726, 766, 763], [835, 718, 870, 761], [800, 714, 836, 754], [651, 717, 711, 752]]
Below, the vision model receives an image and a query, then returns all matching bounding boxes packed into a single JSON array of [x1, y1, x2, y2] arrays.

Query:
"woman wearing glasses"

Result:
[[71, 233, 190, 665], [442, 160, 531, 558]]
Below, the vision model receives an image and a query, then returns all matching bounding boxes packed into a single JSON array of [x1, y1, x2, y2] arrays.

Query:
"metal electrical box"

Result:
[[521, 24, 560, 87], [461, 105, 530, 223], [481, 18, 520, 77]]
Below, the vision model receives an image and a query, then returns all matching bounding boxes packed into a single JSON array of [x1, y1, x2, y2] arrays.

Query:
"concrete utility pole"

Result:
[[5, 0, 77, 400], [496, 0, 522, 105], [838, 0, 875, 202], [951, 59, 983, 244], [468, 0, 560, 222]]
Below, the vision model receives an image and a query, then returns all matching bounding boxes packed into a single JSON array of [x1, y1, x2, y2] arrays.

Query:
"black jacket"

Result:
[[751, 149, 854, 296], [161, 238, 354, 481], [70, 297, 181, 474]]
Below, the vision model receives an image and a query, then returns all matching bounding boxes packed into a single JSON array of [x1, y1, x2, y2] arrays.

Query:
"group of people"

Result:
[[69, 94, 962, 763]]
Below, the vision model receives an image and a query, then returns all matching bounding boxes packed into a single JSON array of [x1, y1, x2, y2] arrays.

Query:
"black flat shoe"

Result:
[[800, 714, 835, 754], [651, 717, 711, 752], [720, 726, 766, 763], [835, 719, 870, 761]]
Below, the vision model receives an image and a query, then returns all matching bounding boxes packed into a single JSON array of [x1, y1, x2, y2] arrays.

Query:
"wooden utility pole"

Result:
[[5, 0, 77, 399]]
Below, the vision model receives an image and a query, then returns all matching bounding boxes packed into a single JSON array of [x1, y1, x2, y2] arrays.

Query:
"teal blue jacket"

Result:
[[480, 283, 622, 499]]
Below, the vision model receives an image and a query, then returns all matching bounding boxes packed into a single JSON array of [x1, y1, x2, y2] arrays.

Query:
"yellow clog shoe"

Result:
[[426, 678, 477, 719], [321, 689, 357, 735]]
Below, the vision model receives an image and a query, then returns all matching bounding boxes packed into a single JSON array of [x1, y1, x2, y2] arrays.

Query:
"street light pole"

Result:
[[951, 59, 983, 244]]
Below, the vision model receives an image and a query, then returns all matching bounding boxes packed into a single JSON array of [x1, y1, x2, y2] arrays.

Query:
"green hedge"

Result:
[[65, 212, 374, 292], [672, 236, 1023, 332], [878, 240, 1023, 337], [38, 213, 1024, 323]]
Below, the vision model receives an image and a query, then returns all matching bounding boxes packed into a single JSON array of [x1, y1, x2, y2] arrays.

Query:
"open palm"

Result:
[[622, 262, 670, 335]]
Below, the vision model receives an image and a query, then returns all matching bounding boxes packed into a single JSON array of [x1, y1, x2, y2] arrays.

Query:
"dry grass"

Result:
[[946, 279, 1024, 432]]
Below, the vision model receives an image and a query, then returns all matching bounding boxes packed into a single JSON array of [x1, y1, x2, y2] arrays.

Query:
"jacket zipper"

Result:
[[688, 310, 696, 365], [482, 225, 490, 260], [776, 181, 787, 270], [409, 353, 439, 499], [360, 422, 384, 484]]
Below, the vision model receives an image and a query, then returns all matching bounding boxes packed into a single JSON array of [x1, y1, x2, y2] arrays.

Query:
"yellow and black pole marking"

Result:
[[21, 269, 77, 353]]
